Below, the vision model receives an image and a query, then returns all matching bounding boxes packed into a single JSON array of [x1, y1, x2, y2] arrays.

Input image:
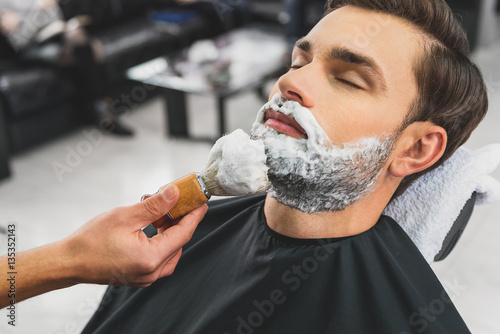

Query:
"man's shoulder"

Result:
[[142, 194, 265, 240], [205, 194, 266, 220], [185, 194, 266, 248], [370, 215, 431, 267]]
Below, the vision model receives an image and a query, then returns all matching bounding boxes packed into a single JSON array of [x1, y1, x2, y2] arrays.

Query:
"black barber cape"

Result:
[[83, 195, 470, 334]]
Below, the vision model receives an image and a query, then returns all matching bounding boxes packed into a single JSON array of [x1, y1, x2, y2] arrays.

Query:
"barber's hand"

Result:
[[62, 185, 208, 287]]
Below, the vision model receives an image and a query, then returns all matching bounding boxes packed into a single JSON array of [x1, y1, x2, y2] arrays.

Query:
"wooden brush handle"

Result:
[[142, 173, 210, 227]]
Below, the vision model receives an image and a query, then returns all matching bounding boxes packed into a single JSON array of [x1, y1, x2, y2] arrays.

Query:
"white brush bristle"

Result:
[[201, 129, 270, 197]]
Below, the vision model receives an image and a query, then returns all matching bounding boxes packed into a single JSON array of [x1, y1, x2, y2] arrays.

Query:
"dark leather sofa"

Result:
[[0, 0, 243, 180]]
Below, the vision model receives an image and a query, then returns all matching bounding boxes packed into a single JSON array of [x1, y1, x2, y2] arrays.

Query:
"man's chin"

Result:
[[260, 134, 395, 214]]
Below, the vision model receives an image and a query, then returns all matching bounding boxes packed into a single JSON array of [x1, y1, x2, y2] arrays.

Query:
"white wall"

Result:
[[478, 0, 500, 47]]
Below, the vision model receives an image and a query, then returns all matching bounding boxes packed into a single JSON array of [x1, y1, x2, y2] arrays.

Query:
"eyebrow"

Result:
[[294, 38, 388, 92]]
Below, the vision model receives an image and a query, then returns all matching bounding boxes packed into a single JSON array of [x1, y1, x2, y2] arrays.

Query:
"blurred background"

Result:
[[0, 0, 499, 333]]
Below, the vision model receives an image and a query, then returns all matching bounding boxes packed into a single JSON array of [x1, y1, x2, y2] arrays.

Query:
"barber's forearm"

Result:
[[0, 240, 78, 309], [0, 187, 206, 308]]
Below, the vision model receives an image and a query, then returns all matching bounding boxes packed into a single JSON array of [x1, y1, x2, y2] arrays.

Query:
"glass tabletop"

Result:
[[126, 25, 289, 97]]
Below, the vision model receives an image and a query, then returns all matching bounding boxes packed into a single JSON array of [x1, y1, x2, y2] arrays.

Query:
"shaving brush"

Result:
[[141, 130, 269, 226]]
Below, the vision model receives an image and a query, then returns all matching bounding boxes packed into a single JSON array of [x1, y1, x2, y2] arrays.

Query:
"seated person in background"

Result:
[[83, 0, 487, 332], [0, 0, 133, 136]]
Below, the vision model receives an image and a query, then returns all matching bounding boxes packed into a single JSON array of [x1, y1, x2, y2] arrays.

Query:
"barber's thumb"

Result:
[[139, 185, 179, 222], [160, 184, 180, 201]]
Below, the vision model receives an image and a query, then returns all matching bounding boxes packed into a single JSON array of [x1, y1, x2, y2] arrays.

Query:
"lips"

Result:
[[264, 109, 308, 139]]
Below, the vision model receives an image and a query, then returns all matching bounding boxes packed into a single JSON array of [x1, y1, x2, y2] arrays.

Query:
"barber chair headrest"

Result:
[[384, 144, 500, 263], [433, 192, 476, 261]]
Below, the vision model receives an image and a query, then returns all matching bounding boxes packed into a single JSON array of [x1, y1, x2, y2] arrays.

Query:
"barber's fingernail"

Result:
[[162, 185, 178, 201]]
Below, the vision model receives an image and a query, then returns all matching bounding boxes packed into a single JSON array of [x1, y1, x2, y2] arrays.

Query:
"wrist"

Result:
[[5, 240, 80, 305], [56, 234, 91, 285]]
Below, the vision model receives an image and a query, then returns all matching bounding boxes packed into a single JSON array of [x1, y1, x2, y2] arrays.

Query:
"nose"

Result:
[[277, 66, 315, 108]]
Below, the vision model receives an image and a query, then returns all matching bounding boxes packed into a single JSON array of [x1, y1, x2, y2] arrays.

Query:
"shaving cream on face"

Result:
[[202, 129, 270, 196], [250, 93, 396, 213]]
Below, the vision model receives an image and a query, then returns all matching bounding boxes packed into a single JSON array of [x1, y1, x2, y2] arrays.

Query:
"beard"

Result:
[[250, 94, 397, 214]]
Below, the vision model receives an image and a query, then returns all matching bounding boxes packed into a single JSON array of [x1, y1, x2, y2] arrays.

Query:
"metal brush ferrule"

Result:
[[196, 173, 211, 200]]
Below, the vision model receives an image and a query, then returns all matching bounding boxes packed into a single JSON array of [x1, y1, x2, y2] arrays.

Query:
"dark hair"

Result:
[[325, 0, 489, 200]]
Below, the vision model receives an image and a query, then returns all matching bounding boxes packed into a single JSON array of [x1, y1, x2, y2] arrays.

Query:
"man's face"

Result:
[[268, 6, 421, 144], [251, 6, 424, 213]]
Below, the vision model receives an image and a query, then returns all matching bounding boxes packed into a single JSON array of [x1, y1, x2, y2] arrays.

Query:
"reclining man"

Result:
[[83, 0, 487, 333]]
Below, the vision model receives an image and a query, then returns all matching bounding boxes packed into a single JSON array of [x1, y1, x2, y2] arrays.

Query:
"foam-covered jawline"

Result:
[[250, 93, 396, 213]]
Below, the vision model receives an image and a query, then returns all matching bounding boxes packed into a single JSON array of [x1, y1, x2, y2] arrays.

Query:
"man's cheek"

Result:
[[268, 83, 280, 101]]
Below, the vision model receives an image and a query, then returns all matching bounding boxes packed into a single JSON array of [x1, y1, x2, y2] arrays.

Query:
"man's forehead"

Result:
[[308, 6, 420, 55], [303, 6, 422, 90]]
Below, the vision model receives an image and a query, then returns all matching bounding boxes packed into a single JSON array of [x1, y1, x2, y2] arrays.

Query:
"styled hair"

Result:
[[325, 0, 489, 199]]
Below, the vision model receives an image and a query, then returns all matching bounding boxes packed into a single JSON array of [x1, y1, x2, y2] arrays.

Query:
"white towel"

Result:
[[383, 144, 500, 263]]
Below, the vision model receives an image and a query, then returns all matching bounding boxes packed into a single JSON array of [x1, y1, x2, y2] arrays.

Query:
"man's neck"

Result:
[[263, 193, 388, 239]]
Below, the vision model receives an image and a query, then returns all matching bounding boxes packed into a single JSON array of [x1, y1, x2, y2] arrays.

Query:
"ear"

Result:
[[389, 122, 447, 178]]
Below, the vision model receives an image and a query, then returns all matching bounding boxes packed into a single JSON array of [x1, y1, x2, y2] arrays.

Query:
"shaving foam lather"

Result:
[[141, 129, 270, 226]]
